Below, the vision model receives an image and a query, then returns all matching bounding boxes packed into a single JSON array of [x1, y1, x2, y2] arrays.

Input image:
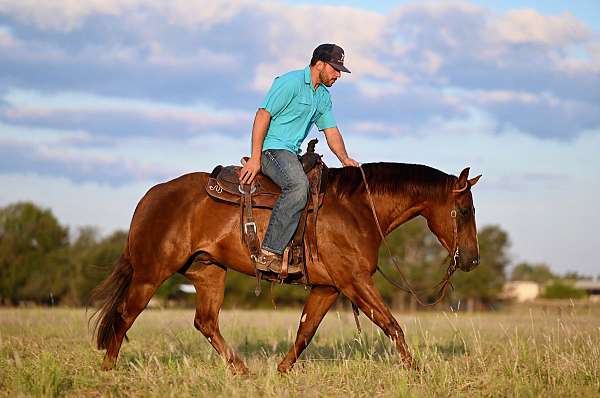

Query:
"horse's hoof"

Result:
[[277, 363, 292, 373], [230, 363, 250, 376], [100, 358, 116, 371], [403, 357, 419, 372]]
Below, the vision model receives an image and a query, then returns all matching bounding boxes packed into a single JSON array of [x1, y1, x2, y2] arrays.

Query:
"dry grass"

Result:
[[1, 305, 599, 397]]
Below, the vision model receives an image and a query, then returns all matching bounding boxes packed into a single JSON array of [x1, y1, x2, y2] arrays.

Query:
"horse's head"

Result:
[[424, 167, 481, 272]]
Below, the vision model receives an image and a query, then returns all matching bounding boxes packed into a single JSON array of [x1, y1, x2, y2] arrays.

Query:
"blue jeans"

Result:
[[261, 149, 309, 255]]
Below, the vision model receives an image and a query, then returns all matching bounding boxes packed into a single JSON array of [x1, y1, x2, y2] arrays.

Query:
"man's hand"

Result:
[[341, 157, 360, 167], [239, 156, 261, 185], [323, 127, 359, 168]]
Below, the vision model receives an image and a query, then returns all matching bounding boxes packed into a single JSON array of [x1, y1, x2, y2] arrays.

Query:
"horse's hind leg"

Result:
[[278, 286, 339, 373], [184, 262, 249, 375], [101, 275, 162, 370], [342, 276, 414, 368]]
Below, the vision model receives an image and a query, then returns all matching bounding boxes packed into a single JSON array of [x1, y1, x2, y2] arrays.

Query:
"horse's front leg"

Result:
[[184, 262, 249, 375], [277, 285, 339, 373], [342, 275, 414, 368]]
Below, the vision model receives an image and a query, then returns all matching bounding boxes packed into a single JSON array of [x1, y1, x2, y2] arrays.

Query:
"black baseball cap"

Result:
[[312, 44, 351, 73]]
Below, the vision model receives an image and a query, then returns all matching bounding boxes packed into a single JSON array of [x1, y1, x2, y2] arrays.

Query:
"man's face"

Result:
[[318, 62, 342, 87]]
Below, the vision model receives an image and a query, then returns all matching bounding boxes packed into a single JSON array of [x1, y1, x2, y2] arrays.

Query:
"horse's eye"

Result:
[[459, 207, 470, 217]]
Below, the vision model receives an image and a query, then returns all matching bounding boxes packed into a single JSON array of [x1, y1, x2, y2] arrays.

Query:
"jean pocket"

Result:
[[261, 150, 273, 172], [266, 150, 295, 182]]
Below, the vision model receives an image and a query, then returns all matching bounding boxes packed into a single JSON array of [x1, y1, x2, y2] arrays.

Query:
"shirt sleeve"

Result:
[[260, 76, 297, 118], [315, 96, 337, 130]]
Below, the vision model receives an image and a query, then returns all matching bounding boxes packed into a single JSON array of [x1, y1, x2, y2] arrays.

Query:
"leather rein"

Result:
[[359, 165, 458, 307]]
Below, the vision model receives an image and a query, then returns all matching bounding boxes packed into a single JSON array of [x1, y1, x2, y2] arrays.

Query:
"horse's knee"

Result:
[[194, 316, 217, 337]]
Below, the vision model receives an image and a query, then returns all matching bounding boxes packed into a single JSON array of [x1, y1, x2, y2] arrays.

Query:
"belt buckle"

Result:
[[244, 222, 256, 234]]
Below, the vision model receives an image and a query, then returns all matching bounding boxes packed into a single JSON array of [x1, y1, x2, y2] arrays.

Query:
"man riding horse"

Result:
[[90, 43, 482, 374], [239, 43, 360, 275]]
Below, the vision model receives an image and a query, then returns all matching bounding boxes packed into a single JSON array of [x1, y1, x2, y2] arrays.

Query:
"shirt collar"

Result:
[[304, 65, 319, 92]]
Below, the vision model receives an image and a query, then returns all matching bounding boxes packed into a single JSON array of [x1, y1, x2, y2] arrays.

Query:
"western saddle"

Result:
[[205, 139, 327, 290]]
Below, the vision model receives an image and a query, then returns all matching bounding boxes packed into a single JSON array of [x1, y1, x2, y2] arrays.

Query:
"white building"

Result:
[[501, 281, 540, 302]]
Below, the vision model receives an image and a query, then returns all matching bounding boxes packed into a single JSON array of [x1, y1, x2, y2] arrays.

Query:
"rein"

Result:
[[358, 165, 458, 307]]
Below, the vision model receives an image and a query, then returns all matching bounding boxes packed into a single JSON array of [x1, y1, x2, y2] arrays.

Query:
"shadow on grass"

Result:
[[414, 339, 468, 361], [432, 340, 467, 359], [235, 335, 470, 364], [236, 335, 403, 361], [117, 335, 468, 368]]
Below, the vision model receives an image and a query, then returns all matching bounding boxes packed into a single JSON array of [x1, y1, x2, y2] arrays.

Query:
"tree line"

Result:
[[0, 201, 589, 309]]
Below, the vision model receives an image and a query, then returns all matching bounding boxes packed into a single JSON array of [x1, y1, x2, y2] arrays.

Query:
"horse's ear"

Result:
[[453, 167, 470, 192], [468, 174, 482, 187], [458, 167, 470, 183]]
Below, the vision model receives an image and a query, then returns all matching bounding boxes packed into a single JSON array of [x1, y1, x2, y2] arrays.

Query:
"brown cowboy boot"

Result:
[[255, 249, 302, 275]]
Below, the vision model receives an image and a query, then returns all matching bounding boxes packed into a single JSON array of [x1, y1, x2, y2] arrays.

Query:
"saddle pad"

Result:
[[206, 165, 325, 210]]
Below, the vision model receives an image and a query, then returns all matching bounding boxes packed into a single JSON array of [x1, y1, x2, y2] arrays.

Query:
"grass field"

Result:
[[1, 305, 599, 397]]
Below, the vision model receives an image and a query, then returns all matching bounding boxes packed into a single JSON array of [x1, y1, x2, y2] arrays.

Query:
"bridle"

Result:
[[359, 165, 459, 307]]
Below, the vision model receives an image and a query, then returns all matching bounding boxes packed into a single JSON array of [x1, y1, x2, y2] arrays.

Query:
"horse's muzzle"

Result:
[[459, 254, 480, 272]]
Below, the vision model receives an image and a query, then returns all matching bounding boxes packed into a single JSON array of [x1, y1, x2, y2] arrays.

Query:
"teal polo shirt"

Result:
[[261, 66, 337, 154]]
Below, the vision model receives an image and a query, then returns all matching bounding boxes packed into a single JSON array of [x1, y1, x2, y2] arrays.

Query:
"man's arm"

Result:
[[239, 108, 271, 184], [323, 127, 359, 167]]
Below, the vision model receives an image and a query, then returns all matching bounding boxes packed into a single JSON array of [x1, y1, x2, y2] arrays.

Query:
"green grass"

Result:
[[1, 305, 599, 397]]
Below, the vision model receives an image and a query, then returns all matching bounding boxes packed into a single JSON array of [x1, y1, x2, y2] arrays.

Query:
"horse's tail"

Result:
[[89, 246, 133, 350]]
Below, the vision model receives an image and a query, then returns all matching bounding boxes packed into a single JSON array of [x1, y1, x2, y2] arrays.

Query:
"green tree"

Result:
[[451, 225, 510, 311], [511, 262, 555, 284], [376, 217, 447, 309], [0, 202, 69, 304], [68, 229, 128, 305], [375, 220, 511, 311], [541, 280, 587, 299], [222, 269, 309, 308], [563, 271, 592, 281]]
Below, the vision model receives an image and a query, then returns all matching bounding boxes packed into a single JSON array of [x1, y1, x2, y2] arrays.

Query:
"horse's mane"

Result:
[[328, 162, 455, 201]]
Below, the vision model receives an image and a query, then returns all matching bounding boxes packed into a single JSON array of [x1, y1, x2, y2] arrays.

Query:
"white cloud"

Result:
[[558, 42, 600, 74], [160, 0, 255, 30], [0, 0, 125, 31], [0, 25, 17, 47], [391, 1, 483, 19], [1, 90, 253, 137], [490, 9, 591, 46], [250, 2, 388, 89], [144, 42, 238, 68], [0, 0, 257, 32], [0, 172, 152, 235], [0, 135, 176, 184], [1, 1, 599, 141], [350, 120, 405, 136]]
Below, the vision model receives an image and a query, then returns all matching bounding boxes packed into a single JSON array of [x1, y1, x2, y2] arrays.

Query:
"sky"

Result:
[[0, 0, 599, 276]]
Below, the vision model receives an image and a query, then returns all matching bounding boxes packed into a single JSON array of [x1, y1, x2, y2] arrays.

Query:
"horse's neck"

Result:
[[371, 191, 428, 235]]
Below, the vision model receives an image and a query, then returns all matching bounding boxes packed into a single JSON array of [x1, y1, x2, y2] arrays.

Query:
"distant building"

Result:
[[502, 281, 540, 302], [574, 280, 600, 301]]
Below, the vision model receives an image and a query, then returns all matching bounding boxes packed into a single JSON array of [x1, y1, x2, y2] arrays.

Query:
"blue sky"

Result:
[[0, 0, 599, 275]]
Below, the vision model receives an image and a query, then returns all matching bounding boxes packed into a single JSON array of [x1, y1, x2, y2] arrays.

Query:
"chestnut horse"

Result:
[[91, 162, 481, 373]]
